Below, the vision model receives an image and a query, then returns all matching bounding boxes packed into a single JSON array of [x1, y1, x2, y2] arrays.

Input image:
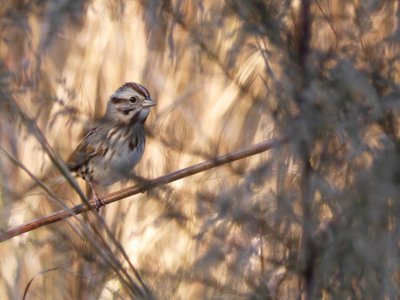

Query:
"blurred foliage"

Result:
[[0, 0, 399, 299]]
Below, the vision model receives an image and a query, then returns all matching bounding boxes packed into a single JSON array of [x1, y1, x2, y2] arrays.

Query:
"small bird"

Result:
[[67, 82, 156, 209]]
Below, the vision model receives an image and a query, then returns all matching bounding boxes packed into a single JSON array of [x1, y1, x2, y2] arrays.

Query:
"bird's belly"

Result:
[[90, 137, 145, 186]]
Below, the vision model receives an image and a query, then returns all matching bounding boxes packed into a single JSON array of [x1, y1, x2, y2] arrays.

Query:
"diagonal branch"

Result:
[[0, 137, 287, 242]]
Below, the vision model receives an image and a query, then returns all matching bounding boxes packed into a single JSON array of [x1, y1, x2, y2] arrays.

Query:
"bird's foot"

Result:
[[93, 193, 105, 212], [90, 183, 105, 212]]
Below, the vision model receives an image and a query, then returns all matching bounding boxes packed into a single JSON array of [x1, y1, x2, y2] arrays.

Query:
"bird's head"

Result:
[[106, 82, 156, 124]]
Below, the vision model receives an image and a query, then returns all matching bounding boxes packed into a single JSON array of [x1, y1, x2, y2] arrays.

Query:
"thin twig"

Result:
[[0, 137, 287, 242]]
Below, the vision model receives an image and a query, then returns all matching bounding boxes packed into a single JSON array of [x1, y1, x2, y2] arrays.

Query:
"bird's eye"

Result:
[[129, 96, 138, 104]]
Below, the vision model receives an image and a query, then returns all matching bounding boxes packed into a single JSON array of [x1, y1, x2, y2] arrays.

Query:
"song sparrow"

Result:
[[67, 82, 156, 209]]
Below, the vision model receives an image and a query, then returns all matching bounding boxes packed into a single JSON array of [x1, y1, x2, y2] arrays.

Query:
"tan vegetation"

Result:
[[0, 0, 399, 299]]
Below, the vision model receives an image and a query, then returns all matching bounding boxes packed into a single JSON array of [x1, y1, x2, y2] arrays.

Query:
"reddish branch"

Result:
[[0, 137, 287, 242]]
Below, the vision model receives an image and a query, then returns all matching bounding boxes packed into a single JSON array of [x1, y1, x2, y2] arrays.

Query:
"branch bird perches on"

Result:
[[0, 137, 287, 242]]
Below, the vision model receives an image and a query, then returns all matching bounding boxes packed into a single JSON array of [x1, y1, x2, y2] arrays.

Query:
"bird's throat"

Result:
[[131, 109, 150, 124]]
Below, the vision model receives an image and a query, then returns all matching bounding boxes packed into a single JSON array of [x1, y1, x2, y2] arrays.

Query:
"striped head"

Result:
[[106, 82, 156, 124]]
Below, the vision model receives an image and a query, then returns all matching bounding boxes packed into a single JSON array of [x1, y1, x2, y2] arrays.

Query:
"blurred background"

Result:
[[0, 0, 399, 299]]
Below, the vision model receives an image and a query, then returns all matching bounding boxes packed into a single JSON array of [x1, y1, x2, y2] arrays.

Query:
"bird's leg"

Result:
[[90, 183, 105, 212]]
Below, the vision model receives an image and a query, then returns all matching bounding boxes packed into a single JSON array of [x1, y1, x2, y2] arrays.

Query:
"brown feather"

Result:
[[66, 127, 99, 171]]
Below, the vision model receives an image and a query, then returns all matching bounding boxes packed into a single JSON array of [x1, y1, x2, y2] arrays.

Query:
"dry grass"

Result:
[[0, 0, 399, 299]]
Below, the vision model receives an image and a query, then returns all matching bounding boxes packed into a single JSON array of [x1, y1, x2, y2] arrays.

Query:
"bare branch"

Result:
[[0, 137, 287, 242]]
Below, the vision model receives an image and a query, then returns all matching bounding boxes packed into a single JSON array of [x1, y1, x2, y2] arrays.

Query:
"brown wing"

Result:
[[66, 141, 97, 171], [66, 128, 99, 171]]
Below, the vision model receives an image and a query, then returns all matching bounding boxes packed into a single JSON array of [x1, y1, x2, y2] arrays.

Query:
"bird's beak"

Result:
[[142, 98, 156, 108]]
